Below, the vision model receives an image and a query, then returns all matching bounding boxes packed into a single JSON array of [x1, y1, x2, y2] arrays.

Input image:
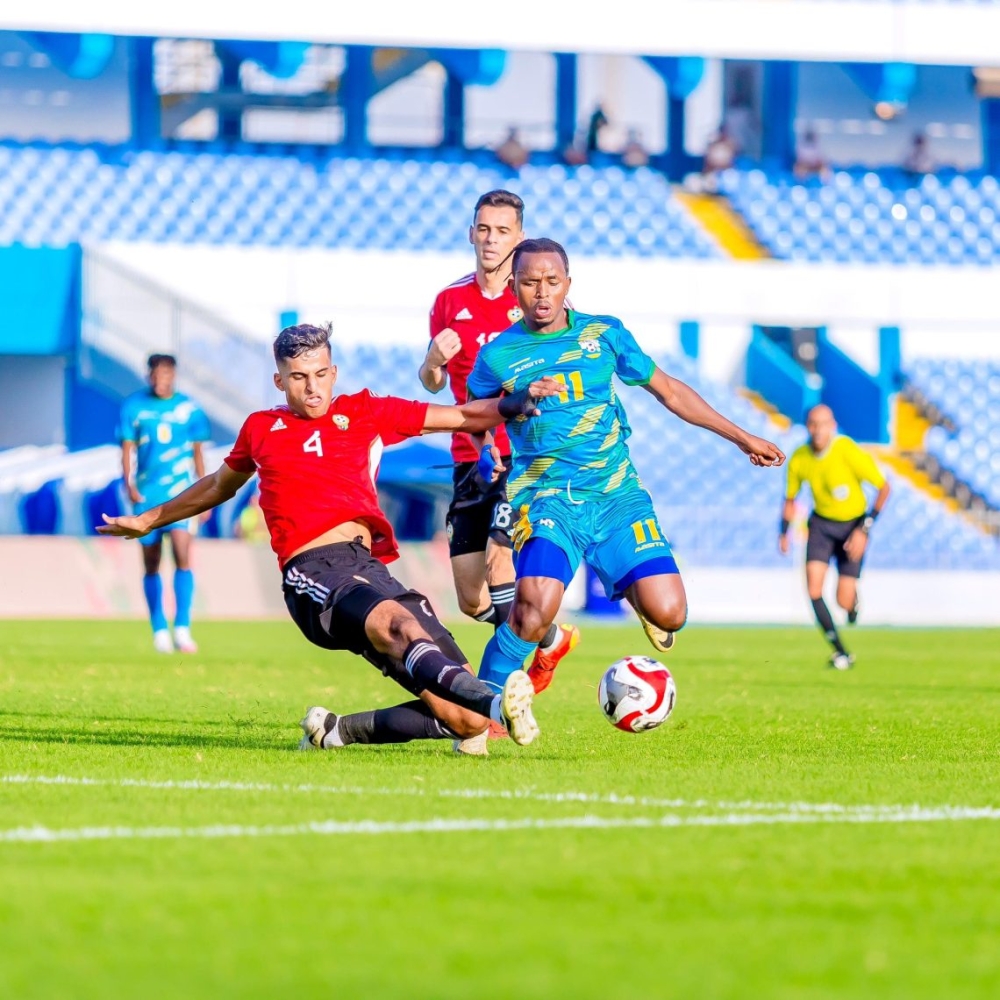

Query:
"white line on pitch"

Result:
[[5, 774, 986, 817], [3, 807, 1000, 845]]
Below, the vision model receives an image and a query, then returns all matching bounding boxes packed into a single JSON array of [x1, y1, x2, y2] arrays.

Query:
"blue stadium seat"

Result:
[[0, 144, 723, 257]]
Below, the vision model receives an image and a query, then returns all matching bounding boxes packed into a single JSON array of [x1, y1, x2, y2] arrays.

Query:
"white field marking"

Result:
[[3, 807, 1000, 845], [5, 774, 989, 817]]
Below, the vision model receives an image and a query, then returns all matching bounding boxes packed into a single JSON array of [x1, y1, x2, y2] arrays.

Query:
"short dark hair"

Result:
[[147, 353, 176, 370], [473, 189, 524, 227], [511, 238, 569, 276], [273, 323, 332, 365]]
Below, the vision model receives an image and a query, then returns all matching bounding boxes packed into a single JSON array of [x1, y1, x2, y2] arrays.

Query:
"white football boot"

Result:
[[830, 652, 855, 671], [452, 729, 490, 757], [499, 670, 539, 746], [173, 626, 198, 654], [152, 629, 173, 654], [299, 706, 338, 750]]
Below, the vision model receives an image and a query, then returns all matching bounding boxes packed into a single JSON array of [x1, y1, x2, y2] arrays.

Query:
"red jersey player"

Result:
[[419, 192, 579, 754], [100, 323, 559, 752]]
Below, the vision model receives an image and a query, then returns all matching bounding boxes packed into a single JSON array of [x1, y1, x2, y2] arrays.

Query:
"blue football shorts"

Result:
[[512, 488, 679, 600], [133, 500, 195, 547]]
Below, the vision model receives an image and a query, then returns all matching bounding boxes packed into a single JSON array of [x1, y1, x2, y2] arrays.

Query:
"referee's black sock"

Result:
[[811, 597, 848, 656], [402, 639, 496, 719], [336, 701, 457, 745]]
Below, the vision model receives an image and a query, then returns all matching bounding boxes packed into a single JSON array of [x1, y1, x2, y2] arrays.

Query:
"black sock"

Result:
[[473, 605, 497, 626], [540, 623, 558, 650], [811, 597, 848, 655], [402, 639, 495, 718], [487, 583, 516, 630], [339, 701, 457, 744]]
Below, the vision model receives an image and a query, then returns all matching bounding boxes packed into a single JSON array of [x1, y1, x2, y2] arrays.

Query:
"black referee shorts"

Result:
[[282, 540, 466, 695], [445, 457, 515, 558], [806, 513, 866, 578]]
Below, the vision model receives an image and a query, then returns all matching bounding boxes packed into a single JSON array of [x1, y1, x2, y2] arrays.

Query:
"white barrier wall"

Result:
[[96, 244, 1000, 386], [3, 536, 998, 627]]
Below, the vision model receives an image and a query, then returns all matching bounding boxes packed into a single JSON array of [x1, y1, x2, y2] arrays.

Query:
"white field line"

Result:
[[3, 807, 1000, 845], [5, 774, 989, 818]]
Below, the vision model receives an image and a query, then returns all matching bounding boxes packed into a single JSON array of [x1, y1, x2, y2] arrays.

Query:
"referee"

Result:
[[779, 405, 891, 669]]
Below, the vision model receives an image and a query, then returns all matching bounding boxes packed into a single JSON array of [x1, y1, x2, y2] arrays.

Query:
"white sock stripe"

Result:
[[403, 641, 438, 673]]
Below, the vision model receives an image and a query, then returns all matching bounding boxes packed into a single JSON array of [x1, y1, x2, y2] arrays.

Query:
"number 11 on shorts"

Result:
[[631, 519, 661, 545]]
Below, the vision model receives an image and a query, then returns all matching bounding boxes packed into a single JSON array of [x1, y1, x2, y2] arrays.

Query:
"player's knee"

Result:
[[642, 596, 687, 634], [457, 594, 484, 618], [381, 607, 426, 657], [508, 600, 552, 644]]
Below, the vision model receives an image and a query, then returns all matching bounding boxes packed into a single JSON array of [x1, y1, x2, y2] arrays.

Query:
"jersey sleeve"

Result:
[[370, 394, 431, 445], [785, 451, 803, 500], [117, 398, 137, 444], [843, 440, 886, 489], [610, 321, 656, 386], [466, 352, 503, 400], [224, 417, 257, 474], [188, 403, 211, 443]]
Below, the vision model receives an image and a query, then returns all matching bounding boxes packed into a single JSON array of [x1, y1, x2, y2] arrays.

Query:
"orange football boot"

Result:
[[526, 624, 581, 694]]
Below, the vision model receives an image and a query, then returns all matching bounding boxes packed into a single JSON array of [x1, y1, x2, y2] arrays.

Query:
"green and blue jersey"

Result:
[[118, 390, 210, 509], [466, 310, 656, 509]]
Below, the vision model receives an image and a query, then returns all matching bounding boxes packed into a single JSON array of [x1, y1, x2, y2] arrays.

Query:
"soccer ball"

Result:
[[598, 656, 676, 733]]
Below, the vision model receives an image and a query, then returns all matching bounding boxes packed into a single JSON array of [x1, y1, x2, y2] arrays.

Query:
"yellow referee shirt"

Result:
[[785, 436, 886, 521]]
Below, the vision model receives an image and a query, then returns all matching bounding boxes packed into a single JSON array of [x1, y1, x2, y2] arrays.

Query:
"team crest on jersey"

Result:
[[579, 338, 602, 357], [508, 307, 523, 323], [333, 414, 350, 430]]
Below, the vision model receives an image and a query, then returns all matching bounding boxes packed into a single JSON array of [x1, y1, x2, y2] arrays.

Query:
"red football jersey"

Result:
[[429, 273, 522, 462], [224, 390, 428, 567]]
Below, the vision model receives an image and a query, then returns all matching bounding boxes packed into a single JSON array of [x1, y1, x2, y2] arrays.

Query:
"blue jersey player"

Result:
[[118, 354, 210, 654], [467, 239, 785, 694]]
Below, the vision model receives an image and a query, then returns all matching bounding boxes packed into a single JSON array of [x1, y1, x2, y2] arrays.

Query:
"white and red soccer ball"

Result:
[[598, 656, 676, 733]]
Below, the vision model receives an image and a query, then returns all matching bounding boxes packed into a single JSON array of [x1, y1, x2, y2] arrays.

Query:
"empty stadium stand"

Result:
[[0, 144, 720, 258], [5, 142, 1000, 265], [905, 357, 1000, 513], [720, 168, 1000, 264]]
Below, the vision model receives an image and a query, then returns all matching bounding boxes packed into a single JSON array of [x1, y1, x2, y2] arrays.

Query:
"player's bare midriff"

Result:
[[288, 520, 373, 560]]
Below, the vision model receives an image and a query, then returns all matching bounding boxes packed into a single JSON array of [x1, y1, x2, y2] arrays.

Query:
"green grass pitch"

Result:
[[1, 619, 999, 999]]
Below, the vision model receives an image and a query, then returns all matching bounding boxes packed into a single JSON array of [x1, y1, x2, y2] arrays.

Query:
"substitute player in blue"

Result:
[[119, 354, 210, 654], [468, 239, 786, 692]]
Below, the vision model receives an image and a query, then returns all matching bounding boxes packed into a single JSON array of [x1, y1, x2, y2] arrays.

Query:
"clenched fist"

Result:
[[426, 328, 462, 368]]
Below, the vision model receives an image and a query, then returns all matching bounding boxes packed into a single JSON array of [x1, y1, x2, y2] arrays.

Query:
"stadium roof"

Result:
[[3, 0, 1000, 67]]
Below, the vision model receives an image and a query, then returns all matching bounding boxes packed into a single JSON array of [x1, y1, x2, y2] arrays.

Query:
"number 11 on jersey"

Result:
[[554, 371, 584, 403]]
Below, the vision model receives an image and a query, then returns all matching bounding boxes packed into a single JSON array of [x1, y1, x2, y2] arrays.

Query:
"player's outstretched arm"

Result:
[[97, 464, 252, 539], [643, 367, 785, 467], [421, 376, 562, 434]]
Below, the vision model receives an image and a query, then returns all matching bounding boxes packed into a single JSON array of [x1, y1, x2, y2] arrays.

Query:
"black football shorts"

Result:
[[445, 458, 514, 558], [805, 513, 866, 578], [282, 539, 466, 694]]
